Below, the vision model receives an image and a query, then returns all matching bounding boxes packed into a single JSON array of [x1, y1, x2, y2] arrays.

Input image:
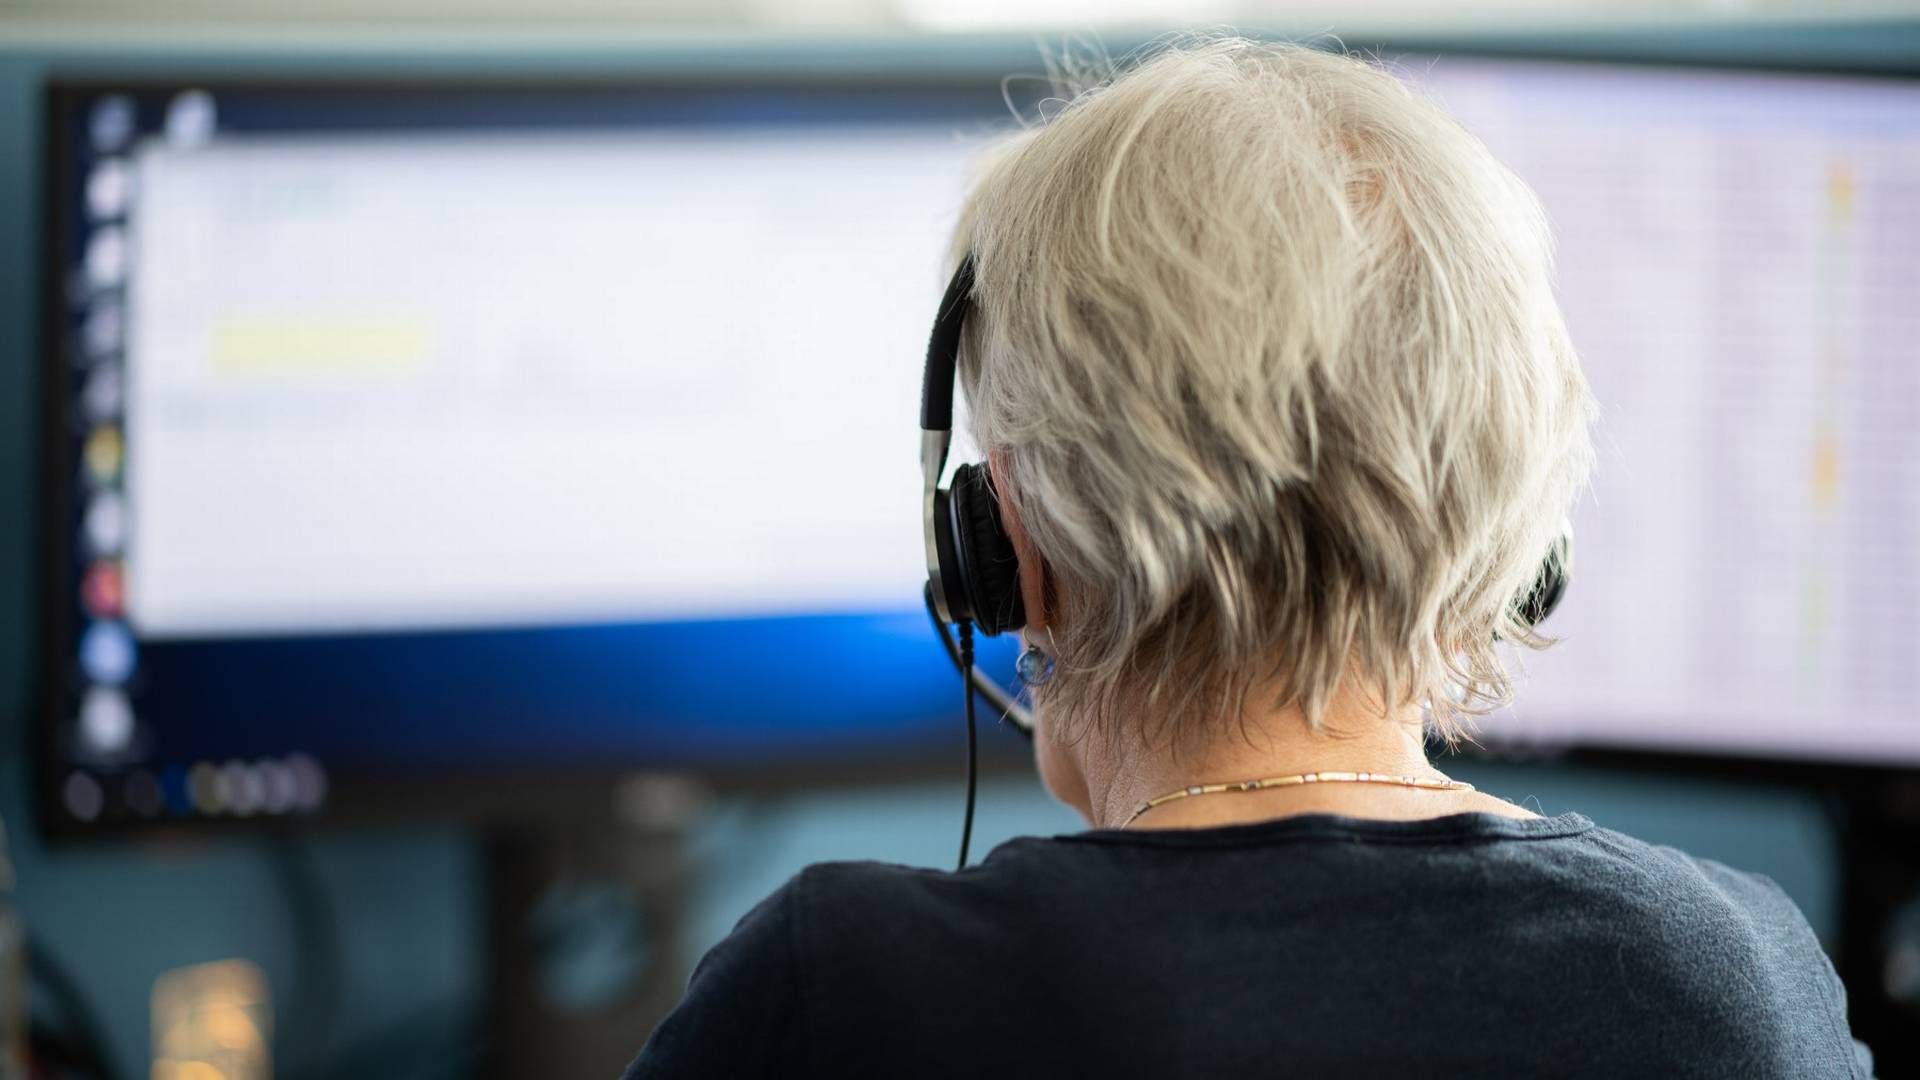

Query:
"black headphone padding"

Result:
[[948, 463, 1026, 636], [1516, 528, 1571, 629]]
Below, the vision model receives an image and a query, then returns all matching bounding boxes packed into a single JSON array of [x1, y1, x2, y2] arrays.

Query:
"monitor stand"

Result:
[[1835, 774, 1920, 1076], [480, 775, 708, 1079]]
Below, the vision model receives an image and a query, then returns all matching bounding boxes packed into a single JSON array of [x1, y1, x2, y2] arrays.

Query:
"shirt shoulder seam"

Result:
[[1752, 874, 1860, 1074]]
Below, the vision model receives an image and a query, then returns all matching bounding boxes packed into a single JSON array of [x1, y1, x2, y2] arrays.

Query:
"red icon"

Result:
[[83, 560, 124, 618]]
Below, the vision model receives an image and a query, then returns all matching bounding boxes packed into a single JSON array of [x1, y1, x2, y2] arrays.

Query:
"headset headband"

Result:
[[921, 254, 974, 433], [921, 256, 976, 625]]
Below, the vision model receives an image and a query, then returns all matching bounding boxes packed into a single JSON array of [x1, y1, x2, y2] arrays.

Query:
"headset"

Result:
[[920, 253, 1573, 867]]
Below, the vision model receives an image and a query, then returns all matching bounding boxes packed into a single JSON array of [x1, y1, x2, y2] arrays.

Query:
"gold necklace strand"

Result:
[[1123, 771, 1474, 828]]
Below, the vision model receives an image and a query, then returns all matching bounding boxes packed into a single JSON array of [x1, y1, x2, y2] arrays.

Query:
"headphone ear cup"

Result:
[[1516, 523, 1573, 628], [948, 463, 1026, 636]]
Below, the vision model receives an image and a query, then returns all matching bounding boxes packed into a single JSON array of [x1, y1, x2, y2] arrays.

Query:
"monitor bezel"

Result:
[[34, 48, 1920, 841]]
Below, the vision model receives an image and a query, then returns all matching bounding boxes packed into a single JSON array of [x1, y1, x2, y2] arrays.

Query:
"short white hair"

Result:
[[954, 37, 1595, 743]]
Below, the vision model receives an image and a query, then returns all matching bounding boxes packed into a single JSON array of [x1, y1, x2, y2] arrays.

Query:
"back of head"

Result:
[[954, 37, 1595, 744]]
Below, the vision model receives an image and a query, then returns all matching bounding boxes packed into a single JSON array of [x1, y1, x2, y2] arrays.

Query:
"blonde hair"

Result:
[[953, 37, 1594, 745]]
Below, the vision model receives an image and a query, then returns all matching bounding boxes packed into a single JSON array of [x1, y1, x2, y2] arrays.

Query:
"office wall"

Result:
[[2, 21, 1916, 1075]]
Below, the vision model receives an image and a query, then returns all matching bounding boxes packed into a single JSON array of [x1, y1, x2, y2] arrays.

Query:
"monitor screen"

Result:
[[42, 81, 1025, 827], [38, 57, 1920, 830], [1415, 59, 1920, 767]]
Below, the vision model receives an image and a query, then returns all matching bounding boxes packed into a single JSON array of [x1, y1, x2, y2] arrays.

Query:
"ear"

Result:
[[987, 448, 1051, 634]]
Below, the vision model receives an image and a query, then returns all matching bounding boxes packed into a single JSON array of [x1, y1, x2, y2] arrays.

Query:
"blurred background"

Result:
[[3, 1, 1920, 1077]]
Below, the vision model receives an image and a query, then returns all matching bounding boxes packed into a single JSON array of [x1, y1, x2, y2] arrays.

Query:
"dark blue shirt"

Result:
[[626, 812, 1870, 1078]]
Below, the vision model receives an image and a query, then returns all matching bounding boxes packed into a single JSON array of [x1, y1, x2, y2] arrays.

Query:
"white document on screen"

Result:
[[1423, 62, 1920, 763], [123, 128, 986, 637]]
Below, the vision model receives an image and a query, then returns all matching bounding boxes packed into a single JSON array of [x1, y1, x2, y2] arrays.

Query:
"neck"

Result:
[[1075, 683, 1453, 830]]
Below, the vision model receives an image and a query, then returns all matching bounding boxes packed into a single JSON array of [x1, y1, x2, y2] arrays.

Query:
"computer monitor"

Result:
[[36, 56, 1920, 833], [39, 77, 1027, 830], [1411, 58, 1920, 770]]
